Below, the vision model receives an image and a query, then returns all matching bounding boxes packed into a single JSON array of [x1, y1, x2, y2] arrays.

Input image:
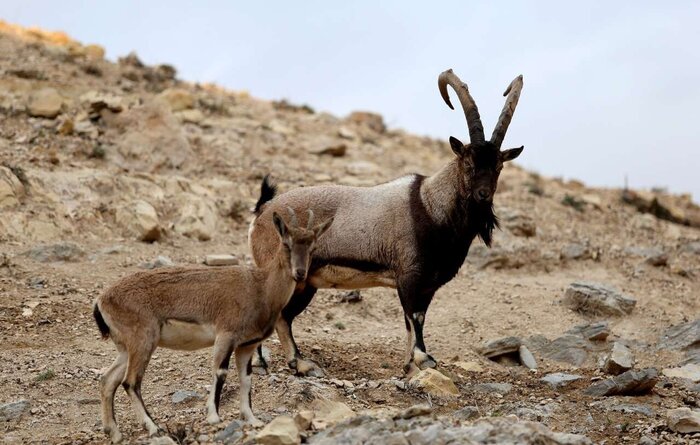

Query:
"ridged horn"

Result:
[[438, 69, 485, 144], [490, 75, 524, 148]]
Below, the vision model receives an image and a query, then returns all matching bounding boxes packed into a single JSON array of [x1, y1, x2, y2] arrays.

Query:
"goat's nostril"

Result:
[[477, 189, 489, 200]]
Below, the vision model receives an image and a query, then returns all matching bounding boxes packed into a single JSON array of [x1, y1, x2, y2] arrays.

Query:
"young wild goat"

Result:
[[249, 69, 524, 377], [93, 209, 332, 443]]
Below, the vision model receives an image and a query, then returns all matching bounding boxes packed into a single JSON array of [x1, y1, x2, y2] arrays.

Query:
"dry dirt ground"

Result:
[[0, 22, 699, 445]]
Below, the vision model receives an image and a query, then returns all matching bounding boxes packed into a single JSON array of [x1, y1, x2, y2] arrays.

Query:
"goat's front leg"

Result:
[[207, 333, 235, 424], [235, 343, 263, 427], [276, 285, 324, 377], [398, 280, 437, 376]]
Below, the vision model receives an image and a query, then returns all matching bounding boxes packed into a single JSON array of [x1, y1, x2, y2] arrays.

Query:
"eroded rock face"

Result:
[[0, 166, 25, 208], [308, 415, 592, 445]]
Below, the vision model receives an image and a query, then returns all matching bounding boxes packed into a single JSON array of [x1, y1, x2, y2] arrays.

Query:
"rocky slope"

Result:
[[1, 22, 699, 444]]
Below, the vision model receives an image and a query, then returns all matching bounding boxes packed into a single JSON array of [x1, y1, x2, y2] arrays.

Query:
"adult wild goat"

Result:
[[249, 69, 524, 377], [93, 209, 332, 443]]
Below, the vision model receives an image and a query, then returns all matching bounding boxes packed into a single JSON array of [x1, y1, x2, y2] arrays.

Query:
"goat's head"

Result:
[[438, 69, 524, 203], [272, 208, 333, 282]]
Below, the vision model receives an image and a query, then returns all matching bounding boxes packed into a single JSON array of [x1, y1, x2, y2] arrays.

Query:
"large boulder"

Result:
[[27, 88, 63, 118], [115, 200, 162, 242], [563, 282, 636, 316]]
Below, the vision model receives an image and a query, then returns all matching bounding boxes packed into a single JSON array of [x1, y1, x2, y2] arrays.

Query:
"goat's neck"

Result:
[[261, 246, 296, 312], [420, 159, 468, 226]]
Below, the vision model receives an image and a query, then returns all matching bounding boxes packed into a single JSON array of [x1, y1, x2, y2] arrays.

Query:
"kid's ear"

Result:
[[314, 217, 334, 239], [501, 145, 524, 162], [272, 212, 288, 239]]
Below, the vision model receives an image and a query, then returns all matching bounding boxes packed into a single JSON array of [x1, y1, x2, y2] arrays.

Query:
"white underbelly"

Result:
[[159, 320, 216, 351], [308, 265, 396, 289]]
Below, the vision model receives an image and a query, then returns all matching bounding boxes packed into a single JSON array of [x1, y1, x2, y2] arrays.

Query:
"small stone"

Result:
[[639, 436, 656, 445], [140, 256, 174, 270], [567, 321, 610, 341], [540, 373, 582, 389], [0, 400, 31, 421], [256, 415, 300, 445], [453, 406, 480, 421], [205, 254, 239, 266], [294, 410, 314, 431], [473, 382, 512, 395], [27, 88, 63, 118], [663, 364, 700, 382], [666, 407, 700, 433], [409, 368, 459, 397], [563, 282, 636, 316], [518, 345, 538, 370], [585, 368, 658, 396], [602, 342, 635, 375], [171, 390, 201, 404], [337, 290, 362, 303], [395, 404, 432, 420], [177, 109, 205, 124], [479, 336, 521, 358], [215, 420, 244, 443], [149, 437, 177, 445]]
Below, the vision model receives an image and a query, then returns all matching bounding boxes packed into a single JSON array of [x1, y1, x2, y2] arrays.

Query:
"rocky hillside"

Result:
[[1, 22, 699, 444]]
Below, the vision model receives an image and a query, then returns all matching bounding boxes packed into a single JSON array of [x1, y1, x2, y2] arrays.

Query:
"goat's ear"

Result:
[[313, 217, 334, 239], [501, 146, 524, 162], [449, 136, 467, 157], [272, 212, 288, 239]]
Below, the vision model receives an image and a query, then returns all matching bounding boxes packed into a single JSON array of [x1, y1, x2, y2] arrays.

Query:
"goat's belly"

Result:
[[159, 320, 216, 351], [308, 265, 396, 289]]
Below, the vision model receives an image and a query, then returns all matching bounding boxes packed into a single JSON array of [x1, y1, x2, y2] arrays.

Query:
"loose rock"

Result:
[[533, 335, 589, 367], [256, 415, 301, 445], [602, 342, 634, 375], [566, 321, 610, 341], [563, 282, 636, 316], [0, 400, 30, 422], [395, 404, 432, 420], [663, 364, 700, 382], [158, 88, 195, 111], [585, 368, 658, 396], [294, 410, 314, 431], [519, 345, 538, 370], [25, 242, 85, 263], [215, 420, 244, 443], [480, 336, 521, 358], [666, 407, 700, 433], [174, 195, 217, 241], [409, 368, 459, 397], [140, 255, 174, 269], [473, 382, 512, 395], [171, 390, 201, 404], [0, 166, 25, 208], [540, 373, 582, 389], [453, 406, 480, 421]]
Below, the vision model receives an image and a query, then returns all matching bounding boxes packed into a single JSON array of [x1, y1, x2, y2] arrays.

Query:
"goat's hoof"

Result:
[[413, 350, 437, 370], [291, 358, 325, 377], [417, 356, 437, 370], [206, 413, 222, 425]]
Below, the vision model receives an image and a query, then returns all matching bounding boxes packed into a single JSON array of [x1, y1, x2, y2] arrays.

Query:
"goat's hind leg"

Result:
[[100, 349, 127, 443], [122, 336, 160, 436], [235, 343, 263, 427], [206, 332, 235, 424]]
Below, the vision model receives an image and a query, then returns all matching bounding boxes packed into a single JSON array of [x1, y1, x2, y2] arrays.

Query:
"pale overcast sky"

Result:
[[2, 1, 699, 199]]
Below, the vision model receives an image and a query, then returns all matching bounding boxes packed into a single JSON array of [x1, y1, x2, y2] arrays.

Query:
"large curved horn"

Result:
[[286, 206, 298, 227], [490, 75, 523, 149], [306, 209, 315, 230], [438, 69, 485, 144]]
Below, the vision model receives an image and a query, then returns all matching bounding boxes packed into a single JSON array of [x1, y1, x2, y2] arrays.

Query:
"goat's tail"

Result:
[[93, 304, 110, 340], [253, 174, 277, 216]]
